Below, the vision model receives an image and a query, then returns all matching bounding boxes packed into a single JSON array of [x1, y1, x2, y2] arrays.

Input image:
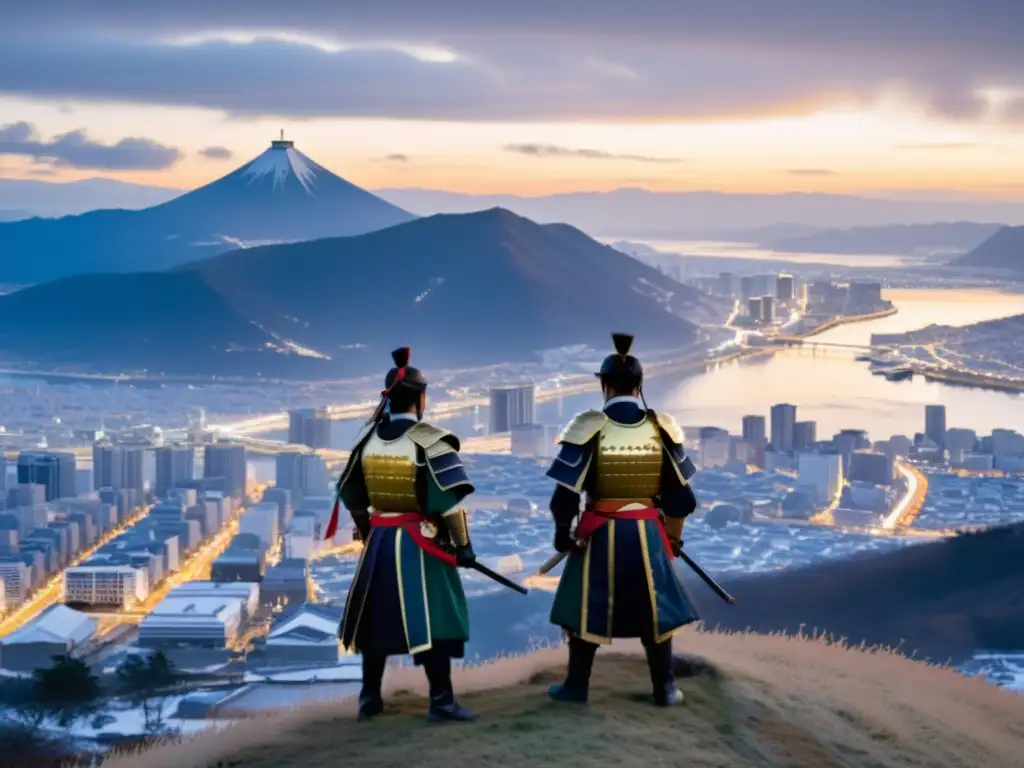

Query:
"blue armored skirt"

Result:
[[550, 517, 699, 645], [340, 526, 469, 661]]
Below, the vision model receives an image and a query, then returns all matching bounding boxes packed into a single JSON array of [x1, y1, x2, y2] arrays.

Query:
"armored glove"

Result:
[[455, 543, 477, 567], [554, 526, 574, 553], [352, 510, 371, 542]]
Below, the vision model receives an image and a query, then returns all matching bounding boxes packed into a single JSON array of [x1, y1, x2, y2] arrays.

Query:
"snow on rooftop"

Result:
[[1, 604, 95, 646], [268, 605, 341, 641], [241, 144, 319, 194]]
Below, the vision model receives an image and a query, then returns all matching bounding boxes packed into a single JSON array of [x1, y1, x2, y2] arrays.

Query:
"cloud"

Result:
[[505, 143, 682, 163], [785, 168, 839, 176], [385, 153, 409, 162], [199, 145, 233, 159], [894, 142, 977, 150], [0, 121, 182, 170], [0, 3, 1022, 124]]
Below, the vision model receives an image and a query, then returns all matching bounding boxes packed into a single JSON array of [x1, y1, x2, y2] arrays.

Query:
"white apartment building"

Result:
[[64, 565, 149, 609]]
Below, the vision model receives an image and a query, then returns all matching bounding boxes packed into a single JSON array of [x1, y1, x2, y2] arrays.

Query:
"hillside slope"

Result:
[[0, 209, 723, 379], [697, 522, 1024, 663], [951, 225, 1024, 271], [107, 634, 1024, 768]]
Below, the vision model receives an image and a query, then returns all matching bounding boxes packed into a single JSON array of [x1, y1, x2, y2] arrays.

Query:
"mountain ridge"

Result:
[[0, 140, 413, 284], [375, 186, 1024, 237], [0, 208, 725, 379], [951, 225, 1024, 271]]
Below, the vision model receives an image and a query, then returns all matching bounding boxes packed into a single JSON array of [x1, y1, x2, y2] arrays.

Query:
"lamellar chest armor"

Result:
[[360, 431, 421, 513], [594, 416, 663, 500]]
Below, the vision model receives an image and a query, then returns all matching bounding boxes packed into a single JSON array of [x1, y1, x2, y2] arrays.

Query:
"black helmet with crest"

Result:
[[596, 333, 643, 392], [369, 347, 428, 425]]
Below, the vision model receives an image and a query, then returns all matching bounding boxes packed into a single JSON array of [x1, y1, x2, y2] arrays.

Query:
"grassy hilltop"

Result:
[[108, 631, 1024, 768]]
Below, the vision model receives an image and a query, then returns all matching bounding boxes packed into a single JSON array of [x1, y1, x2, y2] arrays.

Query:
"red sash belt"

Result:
[[578, 500, 674, 557], [370, 512, 457, 566]]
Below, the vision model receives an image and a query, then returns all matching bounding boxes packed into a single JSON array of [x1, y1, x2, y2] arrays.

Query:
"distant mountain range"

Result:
[[764, 222, 1004, 257], [951, 227, 1024, 271], [375, 188, 1024, 239], [0, 209, 725, 379], [0, 139, 413, 284], [0, 177, 181, 218]]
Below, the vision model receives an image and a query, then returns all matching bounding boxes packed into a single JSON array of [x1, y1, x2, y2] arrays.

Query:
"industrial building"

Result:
[[138, 596, 244, 649], [0, 604, 96, 672], [488, 384, 535, 434], [262, 603, 343, 666], [212, 535, 265, 582], [262, 558, 310, 607], [167, 581, 260, 621]]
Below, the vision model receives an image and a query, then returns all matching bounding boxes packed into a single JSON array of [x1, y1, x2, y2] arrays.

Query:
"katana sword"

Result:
[[537, 545, 735, 605], [465, 559, 528, 595]]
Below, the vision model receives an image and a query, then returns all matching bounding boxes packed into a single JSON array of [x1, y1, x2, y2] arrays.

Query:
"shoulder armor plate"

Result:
[[407, 421, 458, 451], [651, 410, 684, 446], [558, 410, 608, 445]]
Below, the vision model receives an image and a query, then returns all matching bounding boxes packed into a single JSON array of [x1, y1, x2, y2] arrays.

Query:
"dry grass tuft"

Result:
[[105, 629, 1024, 768]]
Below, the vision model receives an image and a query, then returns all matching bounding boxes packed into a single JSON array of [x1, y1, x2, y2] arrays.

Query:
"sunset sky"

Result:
[[2, 1, 1023, 198]]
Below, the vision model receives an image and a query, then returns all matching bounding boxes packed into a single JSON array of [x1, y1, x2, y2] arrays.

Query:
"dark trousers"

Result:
[[564, 635, 675, 696], [360, 649, 456, 708]]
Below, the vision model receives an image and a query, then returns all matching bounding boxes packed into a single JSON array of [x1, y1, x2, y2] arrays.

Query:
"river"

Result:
[[310, 287, 1024, 448]]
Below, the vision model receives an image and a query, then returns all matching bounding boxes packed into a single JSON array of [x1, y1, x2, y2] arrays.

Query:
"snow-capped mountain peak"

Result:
[[240, 138, 319, 194]]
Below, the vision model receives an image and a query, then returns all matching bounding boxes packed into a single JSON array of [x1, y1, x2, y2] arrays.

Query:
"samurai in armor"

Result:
[[329, 347, 478, 723], [546, 333, 699, 706]]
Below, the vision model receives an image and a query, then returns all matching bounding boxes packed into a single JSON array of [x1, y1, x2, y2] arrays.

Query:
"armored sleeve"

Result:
[[336, 442, 371, 540], [650, 410, 698, 521]]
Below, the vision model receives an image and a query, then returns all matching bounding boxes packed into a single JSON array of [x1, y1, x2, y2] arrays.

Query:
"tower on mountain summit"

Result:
[[271, 129, 294, 150]]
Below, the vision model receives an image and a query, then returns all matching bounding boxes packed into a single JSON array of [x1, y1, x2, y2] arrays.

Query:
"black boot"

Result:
[[358, 653, 386, 719], [422, 651, 477, 723], [549, 636, 598, 704], [645, 639, 683, 707]]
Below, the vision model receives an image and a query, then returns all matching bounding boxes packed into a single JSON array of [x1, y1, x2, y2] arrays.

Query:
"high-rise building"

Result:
[[155, 445, 195, 498], [716, 272, 736, 298], [698, 427, 730, 469], [741, 415, 766, 467], [833, 429, 870, 472], [793, 421, 817, 452], [848, 450, 893, 486], [287, 408, 332, 449], [770, 403, 797, 454], [746, 297, 762, 321], [760, 295, 775, 323], [17, 452, 76, 501], [92, 444, 145, 492], [924, 405, 946, 449], [797, 452, 844, 505], [776, 274, 794, 301], [203, 444, 248, 499], [488, 385, 535, 434]]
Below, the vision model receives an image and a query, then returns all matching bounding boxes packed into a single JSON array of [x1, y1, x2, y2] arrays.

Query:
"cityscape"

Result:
[[3, 3, 1024, 764]]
